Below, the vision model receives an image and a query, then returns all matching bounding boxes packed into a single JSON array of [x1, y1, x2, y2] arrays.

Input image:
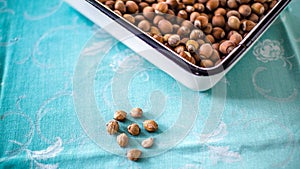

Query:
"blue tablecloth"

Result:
[[1, 0, 299, 168]]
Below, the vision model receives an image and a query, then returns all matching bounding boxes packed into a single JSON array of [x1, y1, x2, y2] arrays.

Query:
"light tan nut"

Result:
[[143, 120, 158, 132], [106, 120, 119, 135], [130, 107, 143, 118], [128, 123, 141, 135], [114, 110, 127, 121], [141, 137, 154, 148], [127, 149, 142, 161], [117, 133, 129, 147]]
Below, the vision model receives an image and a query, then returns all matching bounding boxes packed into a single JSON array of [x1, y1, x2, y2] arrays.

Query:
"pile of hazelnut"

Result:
[[97, 0, 277, 68], [106, 108, 158, 161]]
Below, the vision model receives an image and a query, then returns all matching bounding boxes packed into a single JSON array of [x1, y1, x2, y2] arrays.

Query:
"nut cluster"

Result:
[[105, 107, 158, 161], [98, 0, 277, 68]]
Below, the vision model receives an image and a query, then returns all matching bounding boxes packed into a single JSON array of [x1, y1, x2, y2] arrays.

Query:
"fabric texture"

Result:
[[1, 0, 300, 168]]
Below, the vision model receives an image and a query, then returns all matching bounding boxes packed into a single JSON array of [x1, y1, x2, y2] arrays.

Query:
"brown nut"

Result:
[[174, 45, 186, 54], [123, 14, 135, 24], [206, 34, 215, 43], [200, 59, 214, 68], [126, 1, 139, 14], [236, 0, 251, 4], [206, 0, 219, 11], [166, 0, 178, 9], [114, 10, 122, 16], [194, 15, 208, 29], [179, 51, 196, 64], [190, 29, 205, 40], [219, 40, 235, 54], [177, 26, 190, 37], [134, 15, 145, 23], [158, 19, 173, 34], [138, 2, 149, 10], [227, 0, 238, 9], [128, 123, 141, 135], [228, 16, 241, 30], [106, 120, 119, 135], [138, 20, 151, 32], [199, 43, 214, 59], [186, 40, 199, 53], [249, 13, 259, 23], [155, 2, 168, 14], [241, 20, 256, 32], [153, 15, 164, 25], [114, 110, 127, 121], [203, 23, 213, 34], [238, 5, 252, 17], [212, 27, 225, 40], [189, 12, 200, 22], [130, 107, 143, 118], [182, 0, 195, 5], [150, 26, 161, 36], [143, 6, 155, 20], [143, 120, 158, 132], [127, 149, 142, 161], [214, 8, 226, 16], [181, 20, 194, 30], [186, 5, 195, 13], [168, 34, 181, 47], [177, 10, 188, 20], [210, 49, 220, 62], [212, 15, 225, 27], [193, 3, 205, 12], [115, 1, 126, 14], [227, 10, 241, 19], [251, 3, 265, 15], [153, 34, 164, 43], [117, 133, 129, 147], [105, 1, 115, 9], [229, 32, 243, 45]]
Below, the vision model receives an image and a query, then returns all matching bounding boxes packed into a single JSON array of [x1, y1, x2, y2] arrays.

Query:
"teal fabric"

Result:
[[1, 0, 300, 168]]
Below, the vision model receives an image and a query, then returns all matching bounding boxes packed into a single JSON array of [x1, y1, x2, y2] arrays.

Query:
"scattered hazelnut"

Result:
[[127, 149, 142, 161], [143, 120, 158, 132], [203, 23, 213, 34], [214, 8, 226, 16], [212, 15, 225, 27], [212, 27, 225, 40], [141, 137, 154, 148], [228, 16, 241, 30], [130, 107, 143, 118], [128, 123, 141, 135], [117, 133, 129, 147], [206, 0, 219, 11], [251, 3, 265, 15], [114, 110, 127, 121], [106, 120, 119, 135], [194, 15, 208, 29]]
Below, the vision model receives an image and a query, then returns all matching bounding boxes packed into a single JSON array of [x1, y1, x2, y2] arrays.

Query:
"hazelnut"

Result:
[[226, 10, 241, 19], [219, 40, 235, 54], [193, 3, 205, 12], [130, 107, 143, 118], [172, 24, 180, 33], [238, 5, 252, 17], [182, 0, 195, 5], [212, 27, 225, 40], [227, 0, 238, 9], [117, 133, 129, 147], [186, 40, 199, 53], [190, 12, 200, 22], [206, 0, 219, 11], [200, 59, 214, 68], [206, 34, 215, 43], [150, 26, 161, 36], [141, 137, 154, 148], [186, 5, 195, 13], [179, 51, 195, 64], [181, 20, 194, 30], [190, 29, 205, 40], [212, 43, 220, 51], [106, 120, 119, 135], [114, 10, 122, 16], [212, 15, 225, 27], [214, 8, 226, 16], [126, 1, 139, 14], [237, 0, 251, 4], [254, 0, 266, 3], [241, 20, 256, 32], [166, 0, 178, 9], [203, 23, 213, 34], [134, 15, 145, 23], [114, 1, 126, 14], [127, 149, 142, 161], [123, 14, 135, 24], [153, 34, 164, 43], [251, 3, 265, 15], [177, 10, 188, 20], [194, 15, 208, 29], [153, 15, 164, 25], [138, 20, 151, 32], [163, 34, 172, 42], [155, 2, 168, 14], [143, 120, 158, 132], [228, 16, 241, 30], [105, 1, 115, 9], [210, 49, 220, 62], [249, 13, 259, 23], [114, 110, 127, 121], [128, 123, 141, 135], [143, 6, 155, 20], [168, 34, 181, 47], [229, 32, 243, 45], [138, 2, 149, 10], [199, 43, 213, 59], [180, 38, 189, 45], [174, 45, 186, 54], [158, 19, 173, 34], [177, 26, 190, 37]]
